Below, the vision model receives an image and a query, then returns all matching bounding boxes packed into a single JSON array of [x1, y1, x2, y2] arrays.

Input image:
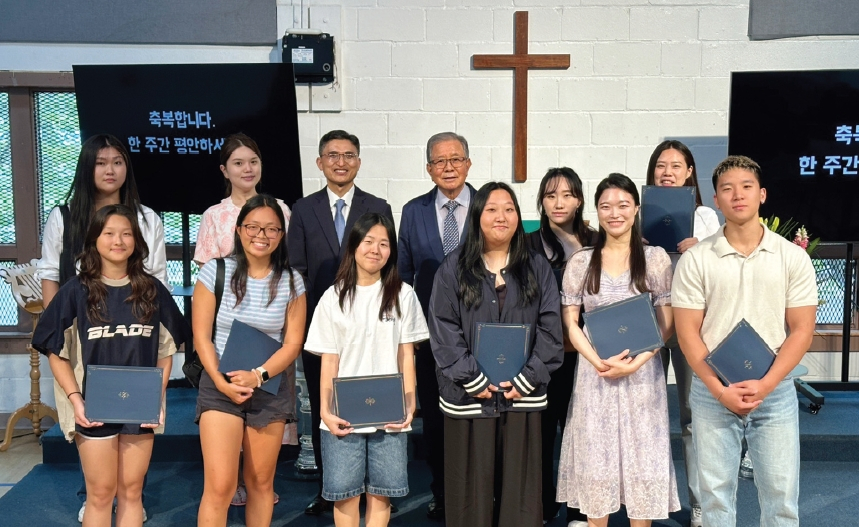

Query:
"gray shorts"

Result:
[[195, 370, 293, 428]]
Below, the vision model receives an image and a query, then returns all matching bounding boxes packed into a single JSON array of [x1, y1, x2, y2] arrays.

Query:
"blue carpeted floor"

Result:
[[1, 458, 857, 526], [3, 386, 859, 526]]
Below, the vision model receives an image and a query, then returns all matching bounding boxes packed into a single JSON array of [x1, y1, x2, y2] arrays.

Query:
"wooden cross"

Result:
[[473, 11, 570, 183]]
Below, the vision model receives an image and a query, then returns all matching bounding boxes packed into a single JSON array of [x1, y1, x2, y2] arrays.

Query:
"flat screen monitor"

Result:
[[73, 63, 302, 214], [728, 70, 859, 243]]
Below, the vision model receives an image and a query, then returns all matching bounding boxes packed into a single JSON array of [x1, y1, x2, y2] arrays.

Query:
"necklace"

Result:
[[102, 273, 128, 280], [249, 267, 272, 279]]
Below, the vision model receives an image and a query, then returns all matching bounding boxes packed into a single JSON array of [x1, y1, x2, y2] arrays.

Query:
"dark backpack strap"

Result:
[[58, 205, 75, 286], [212, 258, 225, 338]]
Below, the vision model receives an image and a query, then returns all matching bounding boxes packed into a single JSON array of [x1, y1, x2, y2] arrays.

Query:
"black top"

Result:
[[33, 277, 189, 373], [428, 247, 564, 418]]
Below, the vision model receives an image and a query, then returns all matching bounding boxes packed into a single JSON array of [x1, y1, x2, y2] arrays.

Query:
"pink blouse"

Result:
[[194, 197, 292, 264]]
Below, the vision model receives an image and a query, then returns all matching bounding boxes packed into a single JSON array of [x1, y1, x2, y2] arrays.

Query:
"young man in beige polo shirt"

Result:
[[672, 155, 817, 527]]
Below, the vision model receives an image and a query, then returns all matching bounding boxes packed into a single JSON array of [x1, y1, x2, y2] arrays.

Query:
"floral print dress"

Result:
[[556, 245, 680, 520]]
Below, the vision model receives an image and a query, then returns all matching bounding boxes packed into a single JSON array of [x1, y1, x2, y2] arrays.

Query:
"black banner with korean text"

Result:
[[73, 63, 302, 214], [728, 70, 859, 243]]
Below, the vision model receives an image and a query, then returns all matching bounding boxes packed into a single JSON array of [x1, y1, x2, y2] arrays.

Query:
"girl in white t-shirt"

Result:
[[305, 212, 428, 527]]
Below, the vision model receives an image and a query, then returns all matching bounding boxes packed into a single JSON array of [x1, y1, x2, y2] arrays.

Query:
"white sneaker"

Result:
[[78, 502, 86, 523], [690, 505, 703, 527], [568, 521, 589, 527]]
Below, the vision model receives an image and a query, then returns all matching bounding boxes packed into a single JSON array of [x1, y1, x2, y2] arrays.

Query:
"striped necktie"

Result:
[[442, 200, 460, 255]]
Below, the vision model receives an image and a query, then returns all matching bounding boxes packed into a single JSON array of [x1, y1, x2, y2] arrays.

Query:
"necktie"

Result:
[[442, 200, 460, 255], [335, 199, 346, 245]]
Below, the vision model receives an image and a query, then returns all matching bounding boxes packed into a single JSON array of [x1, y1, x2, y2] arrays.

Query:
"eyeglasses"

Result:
[[241, 224, 283, 238], [324, 152, 359, 164], [429, 157, 467, 169]]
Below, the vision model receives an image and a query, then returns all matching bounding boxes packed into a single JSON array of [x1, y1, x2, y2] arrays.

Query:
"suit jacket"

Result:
[[397, 184, 477, 316], [288, 186, 393, 320]]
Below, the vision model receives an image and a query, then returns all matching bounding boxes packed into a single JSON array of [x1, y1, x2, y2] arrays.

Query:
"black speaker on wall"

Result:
[[73, 63, 303, 214]]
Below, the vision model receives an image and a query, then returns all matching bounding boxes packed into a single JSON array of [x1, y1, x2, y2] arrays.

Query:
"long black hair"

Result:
[[645, 140, 704, 207], [77, 205, 156, 324], [536, 167, 595, 267], [457, 181, 537, 309], [584, 173, 650, 296], [230, 194, 294, 307], [64, 135, 146, 270], [334, 213, 402, 321]]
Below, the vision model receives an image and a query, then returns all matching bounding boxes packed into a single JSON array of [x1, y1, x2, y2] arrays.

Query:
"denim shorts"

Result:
[[321, 430, 409, 501]]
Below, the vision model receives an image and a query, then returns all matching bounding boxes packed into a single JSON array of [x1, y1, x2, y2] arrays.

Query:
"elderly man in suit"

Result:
[[288, 129, 394, 515], [398, 131, 476, 520]]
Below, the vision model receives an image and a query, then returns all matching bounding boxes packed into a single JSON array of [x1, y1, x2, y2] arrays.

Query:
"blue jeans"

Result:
[[690, 375, 799, 527], [321, 430, 409, 501]]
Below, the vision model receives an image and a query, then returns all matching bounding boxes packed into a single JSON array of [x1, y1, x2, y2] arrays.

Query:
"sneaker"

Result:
[[690, 505, 703, 527], [78, 502, 86, 523], [568, 521, 589, 527], [739, 451, 754, 479]]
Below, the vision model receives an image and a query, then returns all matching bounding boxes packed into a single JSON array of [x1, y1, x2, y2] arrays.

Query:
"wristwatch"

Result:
[[255, 366, 270, 383]]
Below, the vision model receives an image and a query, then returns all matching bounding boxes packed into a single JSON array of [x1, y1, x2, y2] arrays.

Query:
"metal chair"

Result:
[[0, 259, 58, 451]]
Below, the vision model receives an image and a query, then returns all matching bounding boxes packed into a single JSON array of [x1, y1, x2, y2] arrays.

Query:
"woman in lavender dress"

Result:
[[556, 174, 679, 527]]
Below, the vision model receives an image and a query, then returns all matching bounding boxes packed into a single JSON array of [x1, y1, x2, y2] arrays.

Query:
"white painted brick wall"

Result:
[[594, 42, 662, 76], [559, 78, 627, 110], [393, 43, 459, 77], [629, 7, 700, 42], [388, 112, 457, 146], [357, 8, 425, 41], [627, 77, 696, 110], [562, 8, 630, 41], [660, 42, 702, 76], [426, 9, 494, 42]]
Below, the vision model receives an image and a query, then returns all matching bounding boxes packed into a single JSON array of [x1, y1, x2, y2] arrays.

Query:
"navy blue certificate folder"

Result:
[[333, 374, 406, 428], [218, 319, 282, 395], [582, 293, 664, 360], [705, 319, 776, 385], [641, 185, 696, 253], [84, 365, 163, 424], [473, 323, 530, 387]]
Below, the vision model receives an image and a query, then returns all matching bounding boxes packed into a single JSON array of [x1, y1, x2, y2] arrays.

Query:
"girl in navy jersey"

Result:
[[305, 213, 428, 527], [33, 205, 188, 527], [194, 194, 306, 527]]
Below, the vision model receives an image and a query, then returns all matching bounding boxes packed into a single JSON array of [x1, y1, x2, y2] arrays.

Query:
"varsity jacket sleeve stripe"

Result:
[[428, 257, 490, 396]]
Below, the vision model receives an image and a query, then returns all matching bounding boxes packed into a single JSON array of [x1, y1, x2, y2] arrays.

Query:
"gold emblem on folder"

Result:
[[497, 354, 507, 365], [365, 397, 376, 406], [662, 216, 672, 225], [744, 360, 752, 370], [119, 391, 130, 399], [618, 325, 628, 334]]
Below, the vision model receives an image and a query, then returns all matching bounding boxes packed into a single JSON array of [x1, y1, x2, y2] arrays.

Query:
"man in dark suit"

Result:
[[398, 131, 476, 520], [288, 129, 394, 515]]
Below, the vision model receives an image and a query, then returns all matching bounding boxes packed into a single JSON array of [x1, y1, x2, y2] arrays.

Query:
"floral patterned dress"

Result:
[[556, 245, 680, 520]]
